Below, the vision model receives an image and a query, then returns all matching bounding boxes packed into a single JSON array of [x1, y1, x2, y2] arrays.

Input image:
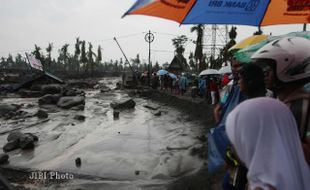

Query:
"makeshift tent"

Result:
[[15, 71, 64, 91]]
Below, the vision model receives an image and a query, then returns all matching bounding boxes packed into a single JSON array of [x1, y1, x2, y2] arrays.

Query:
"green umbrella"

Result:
[[234, 31, 310, 64]]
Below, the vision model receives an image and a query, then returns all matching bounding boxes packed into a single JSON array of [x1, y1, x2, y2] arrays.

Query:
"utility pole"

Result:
[[113, 37, 134, 74], [144, 30, 154, 86]]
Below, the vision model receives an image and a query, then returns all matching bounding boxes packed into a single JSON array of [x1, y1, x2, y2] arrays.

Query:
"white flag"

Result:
[[25, 52, 44, 71]]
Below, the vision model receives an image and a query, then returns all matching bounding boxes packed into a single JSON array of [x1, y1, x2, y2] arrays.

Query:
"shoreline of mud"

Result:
[[135, 89, 215, 127]]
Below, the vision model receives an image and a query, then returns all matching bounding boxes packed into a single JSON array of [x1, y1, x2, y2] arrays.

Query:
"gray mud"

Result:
[[0, 78, 211, 190]]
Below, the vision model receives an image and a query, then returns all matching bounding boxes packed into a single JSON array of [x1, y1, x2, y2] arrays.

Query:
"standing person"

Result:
[[151, 72, 159, 89], [192, 74, 199, 87], [179, 73, 188, 95], [159, 75, 164, 90], [252, 36, 310, 165], [191, 74, 199, 99], [163, 74, 169, 91], [198, 76, 206, 98], [210, 78, 219, 105], [226, 98, 310, 190], [171, 77, 176, 94], [168, 75, 173, 93], [174, 76, 180, 94], [213, 59, 246, 123], [205, 76, 211, 102], [209, 58, 246, 173], [223, 64, 268, 190]]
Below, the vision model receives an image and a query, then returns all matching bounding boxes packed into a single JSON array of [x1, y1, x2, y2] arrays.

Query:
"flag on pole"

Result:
[[25, 52, 44, 71]]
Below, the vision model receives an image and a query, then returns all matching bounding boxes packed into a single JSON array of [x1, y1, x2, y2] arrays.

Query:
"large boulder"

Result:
[[4, 132, 38, 152], [7, 131, 23, 142], [57, 96, 85, 109], [41, 84, 62, 95], [3, 140, 19, 152], [19, 134, 36, 149], [0, 153, 9, 164], [75, 157, 82, 167], [0, 104, 20, 115], [110, 99, 136, 109], [100, 87, 111, 93], [36, 109, 48, 119], [99, 85, 111, 93], [70, 104, 85, 111], [113, 111, 120, 119], [38, 94, 62, 105], [144, 103, 160, 110], [154, 111, 162, 116], [74, 115, 86, 121], [26, 104, 35, 108], [24, 133, 39, 142], [62, 88, 85, 96]]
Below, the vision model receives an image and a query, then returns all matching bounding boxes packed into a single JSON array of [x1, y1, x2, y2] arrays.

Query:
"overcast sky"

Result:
[[0, 0, 306, 65]]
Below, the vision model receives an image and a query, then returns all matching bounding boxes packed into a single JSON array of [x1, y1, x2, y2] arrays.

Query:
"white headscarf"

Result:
[[225, 97, 310, 190]]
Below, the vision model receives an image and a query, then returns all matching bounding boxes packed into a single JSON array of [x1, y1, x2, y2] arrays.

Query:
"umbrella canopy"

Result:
[[229, 35, 269, 51], [199, 69, 219, 76], [157, 69, 169, 76], [218, 65, 232, 74], [123, 0, 310, 26], [168, 73, 177, 79]]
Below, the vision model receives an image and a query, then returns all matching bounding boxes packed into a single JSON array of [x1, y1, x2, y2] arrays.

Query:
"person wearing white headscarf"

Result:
[[225, 97, 310, 190]]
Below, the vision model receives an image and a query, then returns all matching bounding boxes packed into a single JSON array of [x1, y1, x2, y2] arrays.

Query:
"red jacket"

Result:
[[222, 74, 230, 86], [210, 81, 218, 91]]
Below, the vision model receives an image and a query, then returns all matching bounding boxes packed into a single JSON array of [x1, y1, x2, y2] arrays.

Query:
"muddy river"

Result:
[[0, 78, 207, 190]]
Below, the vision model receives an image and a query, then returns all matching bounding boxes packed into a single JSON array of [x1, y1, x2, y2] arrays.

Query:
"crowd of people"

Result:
[[211, 36, 310, 190], [147, 69, 232, 105]]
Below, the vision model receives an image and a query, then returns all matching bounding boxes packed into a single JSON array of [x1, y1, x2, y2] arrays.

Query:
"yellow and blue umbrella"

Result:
[[234, 31, 310, 63], [229, 35, 269, 52]]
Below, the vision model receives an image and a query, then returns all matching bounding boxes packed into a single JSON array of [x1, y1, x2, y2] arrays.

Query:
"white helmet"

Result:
[[251, 36, 310, 83]]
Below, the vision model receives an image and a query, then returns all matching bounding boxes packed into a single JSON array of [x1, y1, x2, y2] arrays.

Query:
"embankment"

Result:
[[137, 89, 215, 129]]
